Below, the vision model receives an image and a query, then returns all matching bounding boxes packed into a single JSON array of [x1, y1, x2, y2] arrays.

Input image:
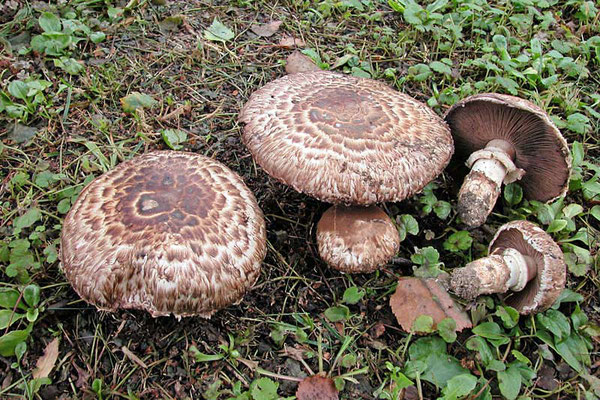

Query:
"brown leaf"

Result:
[[286, 51, 321, 75], [251, 21, 282, 37], [32, 338, 59, 379], [278, 35, 305, 48], [389, 277, 472, 334], [121, 346, 148, 369], [296, 375, 338, 400]]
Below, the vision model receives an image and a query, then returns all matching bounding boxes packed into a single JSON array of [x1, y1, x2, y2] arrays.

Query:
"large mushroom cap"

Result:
[[239, 71, 454, 205], [316, 206, 400, 273], [489, 220, 565, 314], [60, 151, 266, 318], [444, 93, 571, 202]]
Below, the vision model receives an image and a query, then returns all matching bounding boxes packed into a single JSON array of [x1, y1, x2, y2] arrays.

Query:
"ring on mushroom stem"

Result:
[[444, 93, 571, 228], [239, 71, 454, 272], [450, 220, 566, 315]]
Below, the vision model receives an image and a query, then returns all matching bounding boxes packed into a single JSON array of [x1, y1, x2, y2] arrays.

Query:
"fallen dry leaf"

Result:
[[121, 346, 148, 369], [296, 375, 339, 400], [389, 277, 472, 333], [251, 20, 282, 37], [286, 51, 321, 74], [278, 35, 305, 48], [32, 338, 59, 379]]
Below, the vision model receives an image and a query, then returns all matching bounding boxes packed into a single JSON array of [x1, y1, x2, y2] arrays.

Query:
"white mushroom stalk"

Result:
[[449, 220, 565, 315], [450, 247, 537, 300], [458, 139, 525, 228]]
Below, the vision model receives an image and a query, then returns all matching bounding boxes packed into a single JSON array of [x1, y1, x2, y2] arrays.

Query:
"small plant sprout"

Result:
[[450, 220, 566, 314], [444, 93, 571, 228]]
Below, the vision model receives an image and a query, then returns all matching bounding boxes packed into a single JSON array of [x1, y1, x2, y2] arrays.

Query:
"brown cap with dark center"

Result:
[[239, 71, 454, 205], [444, 93, 571, 202], [60, 151, 266, 318], [489, 220, 565, 314], [316, 206, 400, 273]]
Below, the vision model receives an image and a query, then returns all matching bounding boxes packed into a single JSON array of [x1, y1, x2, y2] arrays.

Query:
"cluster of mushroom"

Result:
[[59, 69, 571, 323], [237, 71, 571, 318]]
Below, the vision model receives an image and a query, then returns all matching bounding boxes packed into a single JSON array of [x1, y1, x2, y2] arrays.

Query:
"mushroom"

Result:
[[450, 220, 565, 314], [317, 206, 400, 273], [60, 151, 266, 318], [444, 93, 571, 228], [239, 71, 453, 272]]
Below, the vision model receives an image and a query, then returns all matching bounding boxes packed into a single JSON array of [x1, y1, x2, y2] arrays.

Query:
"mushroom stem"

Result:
[[450, 247, 537, 299], [458, 139, 525, 228]]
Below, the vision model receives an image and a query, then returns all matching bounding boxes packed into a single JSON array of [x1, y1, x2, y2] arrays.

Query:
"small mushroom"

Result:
[[60, 151, 266, 318], [450, 220, 565, 314], [444, 94, 571, 228], [239, 71, 453, 272], [390, 277, 472, 333], [317, 206, 400, 273]]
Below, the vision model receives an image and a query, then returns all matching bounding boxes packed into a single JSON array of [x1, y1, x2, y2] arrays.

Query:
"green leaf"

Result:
[[536, 309, 571, 342], [437, 318, 457, 343], [8, 81, 28, 100], [23, 285, 40, 308], [324, 305, 350, 322], [412, 315, 434, 333], [57, 198, 72, 214], [89, 31, 106, 43], [434, 201, 451, 219], [590, 205, 600, 222], [495, 306, 519, 329], [189, 345, 224, 362], [498, 365, 522, 400], [204, 18, 234, 42], [0, 289, 23, 310], [466, 336, 493, 367], [442, 374, 477, 400], [0, 310, 24, 330], [408, 337, 468, 387], [443, 231, 473, 252], [342, 287, 365, 305], [552, 289, 584, 309], [0, 326, 31, 357], [161, 129, 187, 150], [14, 208, 41, 230], [120, 92, 157, 113], [547, 219, 568, 233], [54, 57, 84, 75], [250, 377, 279, 400], [472, 322, 509, 346], [39, 12, 62, 33], [397, 214, 419, 241], [504, 183, 523, 205], [430, 61, 452, 76]]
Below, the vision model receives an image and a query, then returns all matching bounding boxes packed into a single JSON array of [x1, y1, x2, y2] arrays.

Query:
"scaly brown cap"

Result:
[[239, 71, 454, 205], [490, 220, 565, 314], [60, 151, 266, 318], [444, 93, 571, 202], [316, 206, 400, 273]]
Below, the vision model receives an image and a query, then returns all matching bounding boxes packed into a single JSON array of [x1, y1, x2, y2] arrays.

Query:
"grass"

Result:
[[0, 0, 599, 399]]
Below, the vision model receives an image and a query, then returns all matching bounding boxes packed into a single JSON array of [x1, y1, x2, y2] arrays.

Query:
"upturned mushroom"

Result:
[[60, 151, 266, 318], [450, 220, 565, 314], [239, 71, 453, 273], [444, 94, 571, 228]]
